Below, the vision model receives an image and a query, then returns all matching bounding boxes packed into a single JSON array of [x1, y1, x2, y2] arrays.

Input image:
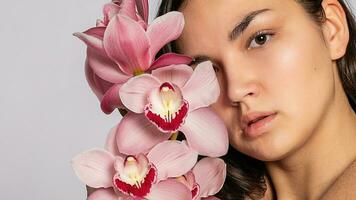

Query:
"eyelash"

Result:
[[190, 30, 275, 73], [246, 30, 275, 49]]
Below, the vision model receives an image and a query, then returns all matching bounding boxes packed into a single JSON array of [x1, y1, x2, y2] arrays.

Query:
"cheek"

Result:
[[233, 31, 335, 160], [251, 33, 335, 159], [267, 32, 334, 122], [248, 21, 332, 118]]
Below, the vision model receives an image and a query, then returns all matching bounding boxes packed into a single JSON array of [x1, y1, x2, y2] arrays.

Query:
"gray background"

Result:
[[0, 0, 354, 199]]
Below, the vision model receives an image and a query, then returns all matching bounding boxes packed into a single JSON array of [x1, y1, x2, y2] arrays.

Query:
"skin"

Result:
[[176, 0, 356, 199]]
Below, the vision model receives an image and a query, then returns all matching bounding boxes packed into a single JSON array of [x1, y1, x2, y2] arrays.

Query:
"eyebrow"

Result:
[[229, 8, 271, 41], [192, 8, 271, 64]]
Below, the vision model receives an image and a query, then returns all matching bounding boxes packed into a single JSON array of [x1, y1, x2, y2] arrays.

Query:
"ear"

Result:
[[321, 0, 350, 60]]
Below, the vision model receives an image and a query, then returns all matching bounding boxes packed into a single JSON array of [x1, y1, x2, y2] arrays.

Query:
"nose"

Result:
[[226, 76, 260, 112], [223, 56, 260, 107], [227, 80, 259, 106]]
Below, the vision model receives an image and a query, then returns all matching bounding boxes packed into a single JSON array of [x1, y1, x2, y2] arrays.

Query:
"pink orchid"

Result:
[[96, 1, 123, 27], [177, 157, 226, 200], [75, 9, 191, 114], [96, 0, 148, 28], [71, 140, 198, 199], [135, 0, 149, 24], [117, 61, 229, 157]]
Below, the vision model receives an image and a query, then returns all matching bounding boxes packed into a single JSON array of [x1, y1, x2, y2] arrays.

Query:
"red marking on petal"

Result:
[[159, 82, 175, 91], [113, 164, 157, 198], [191, 184, 200, 200], [145, 101, 189, 133]]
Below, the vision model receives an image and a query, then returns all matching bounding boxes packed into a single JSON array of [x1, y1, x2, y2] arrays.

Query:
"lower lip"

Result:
[[243, 113, 277, 138]]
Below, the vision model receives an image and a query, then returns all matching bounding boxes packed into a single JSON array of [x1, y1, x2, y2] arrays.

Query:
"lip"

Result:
[[241, 112, 277, 138]]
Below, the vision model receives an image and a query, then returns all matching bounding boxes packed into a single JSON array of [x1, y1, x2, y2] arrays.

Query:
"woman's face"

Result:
[[177, 0, 336, 161]]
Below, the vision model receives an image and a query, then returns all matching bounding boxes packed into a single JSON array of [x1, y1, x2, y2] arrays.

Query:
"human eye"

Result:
[[246, 30, 275, 49]]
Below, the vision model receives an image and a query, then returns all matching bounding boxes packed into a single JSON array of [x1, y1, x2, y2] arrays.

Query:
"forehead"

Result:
[[177, 0, 301, 55]]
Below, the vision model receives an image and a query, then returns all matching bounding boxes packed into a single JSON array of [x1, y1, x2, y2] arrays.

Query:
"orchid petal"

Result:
[[137, 16, 148, 30], [150, 53, 192, 71], [135, 0, 149, 23], [113, 156, 125, 173], [71, 149, 115, 188], [181, 171, 197, 190], [182, 61, 220, 111], [104, 14, 150, 75], [88, 188, 132, 200], [87, 48, 131, 83], [87, 188, 118, 200], [112, 0, 122, 4], [103, 2, 121, 25], [96, 19, 106, 27], [105, 125, 123, 156], [180, 108, 229, 157], [147, 140, 198, 182], [74, 27, 105, 53], [83, 26, 105, 39], [147, 12, 185, 59], [118, 0, 138, 21], [119, 74, 161, 113], [193, 158, 226, 198], [101, 83, 124, 114], [151, 64, 193, 88], [116, 113, 170, 155], [146, 179, 192, 200], [85, 60, 113, 101]]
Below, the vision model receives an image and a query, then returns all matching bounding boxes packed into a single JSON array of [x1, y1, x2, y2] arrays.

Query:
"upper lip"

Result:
[[241, 111, 277, 129]]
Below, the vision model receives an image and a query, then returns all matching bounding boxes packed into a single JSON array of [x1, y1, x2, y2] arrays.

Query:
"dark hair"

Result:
[[156, 0, 356, 199]]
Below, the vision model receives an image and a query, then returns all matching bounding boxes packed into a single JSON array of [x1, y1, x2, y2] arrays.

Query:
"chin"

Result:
[[233, 130, 299, 162], [251, 148, 291, 162], [240, 146, 287, 162]]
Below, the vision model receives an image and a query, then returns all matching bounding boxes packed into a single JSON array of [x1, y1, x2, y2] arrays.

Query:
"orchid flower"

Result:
[[71, 140, 198, 199], [135, 0, 149, 24], [96, 0, 147, 28], [117, 61, 229, 157], [75, 9, 191, 114], [96, 1, 122, 27], [177, 157, 226, 200]]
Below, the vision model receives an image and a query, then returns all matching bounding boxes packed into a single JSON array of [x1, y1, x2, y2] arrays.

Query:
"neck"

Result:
[[266, 74, 356, 200]]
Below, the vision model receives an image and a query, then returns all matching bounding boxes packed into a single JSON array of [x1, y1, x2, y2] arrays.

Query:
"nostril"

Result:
[[247, 92, 255, 96], [227, 84, 259, 104]]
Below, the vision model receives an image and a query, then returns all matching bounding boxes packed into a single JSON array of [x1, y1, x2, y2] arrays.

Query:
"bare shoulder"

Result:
[[321, 159, 356, 200]]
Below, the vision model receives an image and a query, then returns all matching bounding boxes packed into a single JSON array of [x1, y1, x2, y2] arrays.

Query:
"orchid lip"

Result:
[[176, 173, 200, 200], [145, 82, 189, 133], [191, 184, 200, 200], [159, 82, 175, 91], [145, 100, 189, 133], [113, 155, 157, 198]]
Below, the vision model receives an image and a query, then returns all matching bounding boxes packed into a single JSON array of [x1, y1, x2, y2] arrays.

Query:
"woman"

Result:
[[157, 0, 356, 199]]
